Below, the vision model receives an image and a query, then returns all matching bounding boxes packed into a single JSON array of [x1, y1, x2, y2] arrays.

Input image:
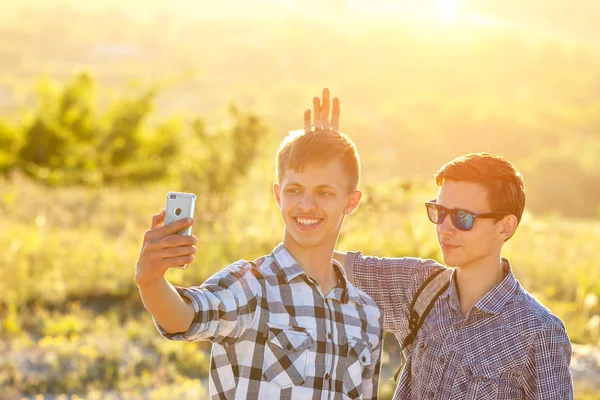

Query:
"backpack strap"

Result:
[[393, 267, 453, 381]]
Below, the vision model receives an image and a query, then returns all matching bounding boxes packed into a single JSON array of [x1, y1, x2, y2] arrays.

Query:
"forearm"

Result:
[[138, 277, 195, 333]]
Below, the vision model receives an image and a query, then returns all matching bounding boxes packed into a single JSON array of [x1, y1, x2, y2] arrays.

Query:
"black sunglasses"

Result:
[[425, 199, 510, 231]]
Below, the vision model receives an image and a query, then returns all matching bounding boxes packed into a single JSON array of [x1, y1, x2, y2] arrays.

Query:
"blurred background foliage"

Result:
[[0, 0, 599, 398], [1, 1, 600, 217]]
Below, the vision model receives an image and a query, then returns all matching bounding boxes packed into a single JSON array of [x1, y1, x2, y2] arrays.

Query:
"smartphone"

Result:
[[164, 191, 197, 236]]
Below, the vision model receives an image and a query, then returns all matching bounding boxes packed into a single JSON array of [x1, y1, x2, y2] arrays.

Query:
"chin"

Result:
[[290, 233, 323, 248], [441, 254, 460, 268]]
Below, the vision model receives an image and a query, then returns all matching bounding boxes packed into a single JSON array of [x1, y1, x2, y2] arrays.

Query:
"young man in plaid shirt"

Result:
[[135, 121, 383, 399], [306, 90, 573, 399]]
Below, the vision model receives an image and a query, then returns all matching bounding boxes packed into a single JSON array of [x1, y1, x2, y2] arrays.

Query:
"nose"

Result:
[[298, 191, 317, 212], [437, 213, 456, 237]]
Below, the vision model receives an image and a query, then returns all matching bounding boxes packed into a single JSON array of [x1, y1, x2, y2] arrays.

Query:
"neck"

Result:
[[455, 255, 506, 316], [282, 233, 338, 295]]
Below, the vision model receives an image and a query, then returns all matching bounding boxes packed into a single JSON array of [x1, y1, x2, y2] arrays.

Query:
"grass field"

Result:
[[1, 173, 599, 399]]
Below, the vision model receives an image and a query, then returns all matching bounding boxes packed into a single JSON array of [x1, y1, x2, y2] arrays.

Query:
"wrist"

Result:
[[135, 273, 168, 292]]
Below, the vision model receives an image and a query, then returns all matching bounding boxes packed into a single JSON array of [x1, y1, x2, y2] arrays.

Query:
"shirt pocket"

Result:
[[497, 373, 525, 399], [462, 350, 525, 400], [262, 322, 314, 389], [343, 335, 372, 398], [466, 372, 524, 400], [465, 373, 500, 400]]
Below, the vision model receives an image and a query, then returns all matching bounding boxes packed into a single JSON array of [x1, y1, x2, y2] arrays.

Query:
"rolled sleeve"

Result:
[[155, 261, 261, 344]]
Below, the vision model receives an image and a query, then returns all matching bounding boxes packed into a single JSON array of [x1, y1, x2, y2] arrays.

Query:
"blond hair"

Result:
[[275, 128, 360, 192]]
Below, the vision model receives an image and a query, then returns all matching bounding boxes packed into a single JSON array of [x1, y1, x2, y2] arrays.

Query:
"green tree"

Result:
[[0, 120, 19, 174], [16, 71, 180, 185]]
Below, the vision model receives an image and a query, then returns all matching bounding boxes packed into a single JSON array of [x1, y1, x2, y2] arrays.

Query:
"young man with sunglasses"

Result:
[[305, 89, 573, 399], [135, 121, 383, 399]]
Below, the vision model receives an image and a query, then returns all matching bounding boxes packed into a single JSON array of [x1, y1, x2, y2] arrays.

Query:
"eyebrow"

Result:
[[285, 182, 338, 191], [438, 203, 484, 214]]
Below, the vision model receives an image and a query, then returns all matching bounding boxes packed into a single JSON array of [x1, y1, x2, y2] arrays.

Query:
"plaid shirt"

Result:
[[156, 244, 383, 400], [350, 253, 574, 400]]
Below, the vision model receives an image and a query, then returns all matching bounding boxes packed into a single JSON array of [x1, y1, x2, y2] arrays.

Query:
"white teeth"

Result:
[[297, 218, 320, 226]]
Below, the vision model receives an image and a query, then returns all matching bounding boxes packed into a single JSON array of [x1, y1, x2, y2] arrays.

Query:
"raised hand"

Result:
[[135, 210, 198, 288], [303, 87, 341, 132]]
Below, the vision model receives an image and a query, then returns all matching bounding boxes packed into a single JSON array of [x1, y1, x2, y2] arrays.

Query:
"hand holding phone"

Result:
[[163, 192, 197, 269], [164, 192, 196, 236]]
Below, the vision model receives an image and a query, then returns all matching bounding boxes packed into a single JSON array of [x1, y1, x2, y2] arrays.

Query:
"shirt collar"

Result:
[[270, 243, 363, 305], [440, 258, 518, 315], [271, 243, 306, 283], [335, 259, 365, 305], [439, 269, 455, 301]]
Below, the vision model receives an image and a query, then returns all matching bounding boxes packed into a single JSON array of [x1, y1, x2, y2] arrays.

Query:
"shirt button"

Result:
[[361, 356, 367, 363], [427, 391, 434, 398], [439, 357, 445, 365], [327, 332, 332, 340], [324, 373, 330, 380], [286, 344, 293, 351]]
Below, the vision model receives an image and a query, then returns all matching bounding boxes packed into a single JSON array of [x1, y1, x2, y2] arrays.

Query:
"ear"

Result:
[[496, 214, 518, 242], [273, 183, 282, 210], [344, 189, 362, 216]]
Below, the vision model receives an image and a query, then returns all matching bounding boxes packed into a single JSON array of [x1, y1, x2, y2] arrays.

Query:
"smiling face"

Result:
[[435, 180, 512, 269], [274, 159, 361, 251]]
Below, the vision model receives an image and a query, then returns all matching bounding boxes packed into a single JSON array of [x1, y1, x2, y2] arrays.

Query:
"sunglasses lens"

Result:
[[426, 203, 444, 224], [454, 210, 474, 230]]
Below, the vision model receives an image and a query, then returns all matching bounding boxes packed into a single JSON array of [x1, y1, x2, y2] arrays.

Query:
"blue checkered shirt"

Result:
[[350, 253, 573, 400], [156, 244, 383, 399]]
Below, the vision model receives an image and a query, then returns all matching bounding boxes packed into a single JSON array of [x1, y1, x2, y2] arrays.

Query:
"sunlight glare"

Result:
[[434, 0, 460, 23]]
